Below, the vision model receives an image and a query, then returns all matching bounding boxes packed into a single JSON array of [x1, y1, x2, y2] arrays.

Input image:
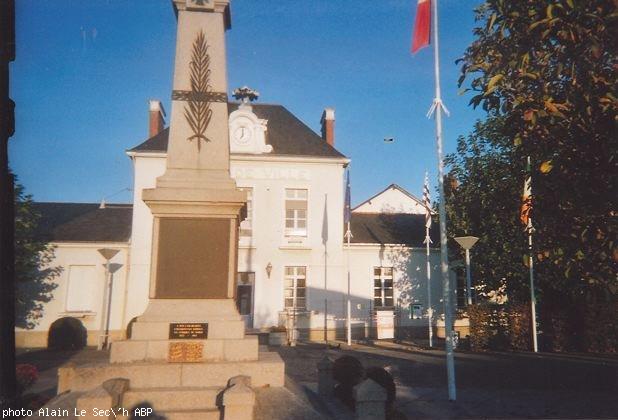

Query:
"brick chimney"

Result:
[[148, 100, 166, 138], [320, 108, 335, 147]]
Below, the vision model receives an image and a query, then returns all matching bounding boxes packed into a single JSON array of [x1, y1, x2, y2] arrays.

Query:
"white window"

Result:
[[239, 187, 253, 237], [66, 265, 97, 312], [373, 267, 394, 308], [285, 189, 308, 237], [284, 266, 306, 310]]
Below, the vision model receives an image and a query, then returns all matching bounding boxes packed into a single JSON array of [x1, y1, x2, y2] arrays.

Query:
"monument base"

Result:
[[56, 352, 282, 420], [111, 299, 258, 363], [55, 300, 283, 420], [58, 352, 284, 393]]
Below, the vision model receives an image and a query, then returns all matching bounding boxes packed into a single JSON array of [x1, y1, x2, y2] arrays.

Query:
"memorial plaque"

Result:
[[168, 342, 204, 363], [155, 218, 230, 299], [169, 322, 209, 339]]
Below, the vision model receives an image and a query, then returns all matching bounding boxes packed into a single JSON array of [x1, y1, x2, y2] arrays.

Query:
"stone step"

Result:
[[110, 335, 258, 363], [160, 409, 222, 420], [58, 351, 285, 393], [119, 408, 221, 420], [123, 386, 222, 411]]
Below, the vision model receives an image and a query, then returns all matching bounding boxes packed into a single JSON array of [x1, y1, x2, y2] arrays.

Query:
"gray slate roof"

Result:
[[129, 103, 346, 158], [349, 213, 439, 247], [32, 203, 132, 243], [352, 183, 426, 212], [31, 203, 433, 246]]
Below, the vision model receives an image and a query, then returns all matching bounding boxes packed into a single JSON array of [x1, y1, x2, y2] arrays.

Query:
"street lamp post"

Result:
[[97, 248, 120, 350], [454, 236, 479, 306]]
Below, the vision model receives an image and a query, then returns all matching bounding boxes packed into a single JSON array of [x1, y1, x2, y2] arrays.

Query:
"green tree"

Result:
[[444, 117, 529, 301], [455, 0, 617, 351], [14, 183, 60, 329]]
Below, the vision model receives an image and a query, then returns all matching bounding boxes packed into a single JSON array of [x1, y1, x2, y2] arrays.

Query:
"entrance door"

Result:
[[236, 272, 254, 329]]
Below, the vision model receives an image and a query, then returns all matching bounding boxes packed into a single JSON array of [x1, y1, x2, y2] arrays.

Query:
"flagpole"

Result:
[[425, 229, 432, 347], [527, 156, 539, 352], [346, 221, 352, 346], [423, 171, 434, 348], [429, 0, 456, 401], [323, 193, 328, 344], [344, 170, 353, 346]]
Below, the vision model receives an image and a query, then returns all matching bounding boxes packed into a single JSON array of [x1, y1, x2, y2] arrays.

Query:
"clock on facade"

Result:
[[233, 123, 253, 145], [228, 104, 272, 154]]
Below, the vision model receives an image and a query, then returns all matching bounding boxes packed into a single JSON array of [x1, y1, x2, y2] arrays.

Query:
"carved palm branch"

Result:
[[184, 31, 213, 149]]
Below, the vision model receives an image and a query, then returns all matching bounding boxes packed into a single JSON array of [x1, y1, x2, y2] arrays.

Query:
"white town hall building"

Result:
[[17, 99, 453, 348]]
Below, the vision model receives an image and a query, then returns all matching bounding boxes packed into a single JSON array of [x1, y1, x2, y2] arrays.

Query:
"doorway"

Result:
[[236, 272, 255, 329]]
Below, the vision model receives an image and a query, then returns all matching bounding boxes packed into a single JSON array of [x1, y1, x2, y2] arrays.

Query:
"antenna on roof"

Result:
[[99, 187, 133, 209]]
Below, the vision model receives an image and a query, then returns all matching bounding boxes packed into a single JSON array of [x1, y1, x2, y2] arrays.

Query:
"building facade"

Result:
[[16, 100, 452, 347]]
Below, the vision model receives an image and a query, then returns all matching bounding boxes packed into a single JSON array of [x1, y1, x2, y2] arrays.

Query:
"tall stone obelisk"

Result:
[[109, 0, 262, 365], [54, 4, 283, 412], [143, 0, 244, 304]]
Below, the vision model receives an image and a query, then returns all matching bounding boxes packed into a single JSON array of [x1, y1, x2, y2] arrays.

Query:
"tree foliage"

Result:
[[445, 117, 530, 301], [14, 183, 60, 329], [456, 0, 617, 305]]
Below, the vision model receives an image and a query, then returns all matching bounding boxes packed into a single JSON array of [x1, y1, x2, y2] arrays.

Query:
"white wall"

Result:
[[21, 155, 448, 344], [354, 186, 425, 214], [231, 158, 346, 328], [348, 245, 444, 327], [124, 154, 166, 324], [15, 242, 130, 347], [125, 153, 348, 330]]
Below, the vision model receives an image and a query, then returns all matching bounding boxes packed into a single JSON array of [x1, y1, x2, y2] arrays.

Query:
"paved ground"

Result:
[[16, 348, 108, 399], [16, 343, 618, 419], [276, 341, 618, 419]]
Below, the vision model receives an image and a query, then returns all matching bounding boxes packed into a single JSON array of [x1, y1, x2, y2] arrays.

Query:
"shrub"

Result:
[[269, 325, 286, 333], [365, 367, 396, 410], [19, 393, 50, 412], [333, 355, 364, 386], [542, 305, 573, 352], [47, 317, 87, 350], [584, 301, 618, 353], [468, 302, 509, 351], [333, 383, 355, 410], [333, 355, 364, 410], [468, 303, 493, 351], [16, 364, 38, 394], [507, 301, 532, 351]]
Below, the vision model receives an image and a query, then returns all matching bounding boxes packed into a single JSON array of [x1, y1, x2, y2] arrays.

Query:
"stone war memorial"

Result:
[[43, 1, 284, 419]]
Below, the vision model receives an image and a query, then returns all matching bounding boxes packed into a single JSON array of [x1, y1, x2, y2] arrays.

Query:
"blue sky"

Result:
[[10, 0, 484, 206]]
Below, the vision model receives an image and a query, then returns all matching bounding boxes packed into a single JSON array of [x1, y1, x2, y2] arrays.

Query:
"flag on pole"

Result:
[[520, 157, 532, 228], [411, 0, 431, 53], [423, 172, 432, 229], [344, 169, 352, 240], [344, 170, 351, 226]]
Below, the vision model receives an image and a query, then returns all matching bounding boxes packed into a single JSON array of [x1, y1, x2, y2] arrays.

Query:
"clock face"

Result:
[[233, 124, 252, 144]]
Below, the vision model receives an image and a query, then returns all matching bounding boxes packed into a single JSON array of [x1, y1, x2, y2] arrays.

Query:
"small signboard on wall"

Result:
[[169, 323, 208, 339], [411, 304, 423, 319]]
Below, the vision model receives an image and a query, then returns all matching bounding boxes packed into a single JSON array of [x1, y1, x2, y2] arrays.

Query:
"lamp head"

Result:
[[454, 236, 479, 250], [98, 248, 120, 261]]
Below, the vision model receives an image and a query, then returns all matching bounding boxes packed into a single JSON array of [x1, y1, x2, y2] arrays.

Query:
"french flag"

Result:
[[411, 0, 431, 53]]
